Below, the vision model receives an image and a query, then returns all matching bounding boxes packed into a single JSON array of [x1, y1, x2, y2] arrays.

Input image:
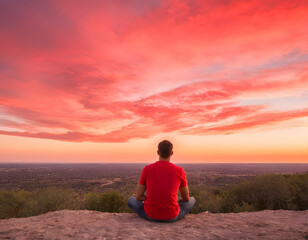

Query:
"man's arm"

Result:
[[136, 184, 147, 201], [179, 185, 189, 202]]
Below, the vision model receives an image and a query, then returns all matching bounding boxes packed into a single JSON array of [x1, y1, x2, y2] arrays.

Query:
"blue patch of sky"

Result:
[[0, 61, 12, 71], [191, 63, 225, 79], [247, 49, 308, 72], [0, 62, 22, 81], [188, 48, 308, 82], [203, 49, 308, 79], [129, 0, 162, 16], [204, 63, 225, 74], [236, 49, 308, 110], [238, 92, 308, 111]]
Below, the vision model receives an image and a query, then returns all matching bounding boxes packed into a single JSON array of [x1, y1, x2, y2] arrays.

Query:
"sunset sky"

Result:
[[0, 0, 307, 163]]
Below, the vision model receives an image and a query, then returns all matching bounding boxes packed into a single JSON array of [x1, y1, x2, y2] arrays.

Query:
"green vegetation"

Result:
[[192, 173, 308, 213], [0, 173, 307, 219], [85, 191, 126, 213], [0, 188, 129, 219], [0, 188, 78, 219]]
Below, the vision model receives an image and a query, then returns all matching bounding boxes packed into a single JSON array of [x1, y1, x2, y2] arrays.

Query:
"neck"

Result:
[[159, 157, 170, 162]]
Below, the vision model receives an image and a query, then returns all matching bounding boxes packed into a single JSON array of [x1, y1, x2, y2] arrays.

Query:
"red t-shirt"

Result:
[[138, 161, 187, 220]]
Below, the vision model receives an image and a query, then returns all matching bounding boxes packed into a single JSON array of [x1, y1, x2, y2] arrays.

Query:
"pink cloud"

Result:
[[186, 108, 308, 134], [0, 0, 308, 142]]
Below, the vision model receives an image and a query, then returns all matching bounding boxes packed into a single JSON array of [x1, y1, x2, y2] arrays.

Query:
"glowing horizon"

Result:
[[0, 0, 308, 163]]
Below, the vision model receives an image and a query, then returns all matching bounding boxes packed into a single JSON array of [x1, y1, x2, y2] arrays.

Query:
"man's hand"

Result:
[[179, 186, 189, 202], [136, 184, 147, 201]]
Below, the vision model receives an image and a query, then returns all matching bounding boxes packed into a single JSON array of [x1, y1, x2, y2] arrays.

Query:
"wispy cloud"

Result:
[[0, 0, 307, 142]]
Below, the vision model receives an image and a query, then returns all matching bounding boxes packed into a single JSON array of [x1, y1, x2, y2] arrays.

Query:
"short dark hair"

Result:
[[158, 140, 173, 158]]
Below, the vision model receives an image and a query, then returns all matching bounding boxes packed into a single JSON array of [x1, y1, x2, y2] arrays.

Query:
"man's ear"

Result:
[[170, 151, 173, 156], [157, 150, 160, 155]]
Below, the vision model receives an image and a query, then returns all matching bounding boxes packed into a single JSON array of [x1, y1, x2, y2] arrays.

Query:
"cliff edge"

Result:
[[0, 210, 307, 239]]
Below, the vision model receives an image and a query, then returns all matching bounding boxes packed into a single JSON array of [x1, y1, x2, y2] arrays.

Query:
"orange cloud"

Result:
[[0, 0, 308, 143]]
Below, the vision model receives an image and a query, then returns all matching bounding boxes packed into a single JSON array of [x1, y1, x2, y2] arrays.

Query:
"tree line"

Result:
[[0, 173, 307, 219]]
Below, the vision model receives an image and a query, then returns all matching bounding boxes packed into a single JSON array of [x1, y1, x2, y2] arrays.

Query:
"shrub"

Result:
[[0, 173, 306, 219], [233, 201, 256, 213], [286, 173, 308, 210], [220, 173, 308, 212], [191, 188, 223, 213], [0, 190, 35, 219], [85, 191, 126, 213], [36, 187, 78, 214]]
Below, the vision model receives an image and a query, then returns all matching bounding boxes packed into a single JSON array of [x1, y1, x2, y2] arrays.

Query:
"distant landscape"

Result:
[[0, 163, 307, 219], [0, 163, 307, 193]]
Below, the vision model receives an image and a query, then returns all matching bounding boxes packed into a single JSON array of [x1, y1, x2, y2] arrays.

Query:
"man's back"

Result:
[[139, 161, 187, 220], [127, 140, 195, 222]]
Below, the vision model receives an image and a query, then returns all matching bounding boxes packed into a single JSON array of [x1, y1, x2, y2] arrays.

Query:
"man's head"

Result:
[[157, 140, 173, 159]]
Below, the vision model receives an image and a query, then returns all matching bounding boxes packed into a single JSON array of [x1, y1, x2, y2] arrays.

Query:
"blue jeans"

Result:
[[127, 196, 196, 222]]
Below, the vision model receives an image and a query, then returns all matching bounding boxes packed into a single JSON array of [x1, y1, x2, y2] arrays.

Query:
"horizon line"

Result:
[[0, 162, 307, 164]]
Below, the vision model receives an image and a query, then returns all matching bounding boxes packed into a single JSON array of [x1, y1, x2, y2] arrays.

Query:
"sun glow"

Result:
[[0, 0, 308, 163]]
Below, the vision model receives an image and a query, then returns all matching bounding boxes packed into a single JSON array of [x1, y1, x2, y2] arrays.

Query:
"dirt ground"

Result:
[[0, 210, 307, 239]]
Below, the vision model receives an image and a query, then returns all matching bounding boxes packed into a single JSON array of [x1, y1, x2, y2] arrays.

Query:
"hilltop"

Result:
[[0, 210, 307, 239]]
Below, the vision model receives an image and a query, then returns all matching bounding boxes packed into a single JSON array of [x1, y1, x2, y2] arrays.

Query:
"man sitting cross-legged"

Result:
[[127, 140, 196, 222]]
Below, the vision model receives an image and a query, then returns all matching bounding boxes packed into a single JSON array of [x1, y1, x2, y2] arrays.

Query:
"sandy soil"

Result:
[[0, 210, 307, 239]]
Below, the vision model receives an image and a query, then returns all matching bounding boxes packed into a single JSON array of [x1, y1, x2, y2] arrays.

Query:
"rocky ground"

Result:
[[0, 210, 307, 239]]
